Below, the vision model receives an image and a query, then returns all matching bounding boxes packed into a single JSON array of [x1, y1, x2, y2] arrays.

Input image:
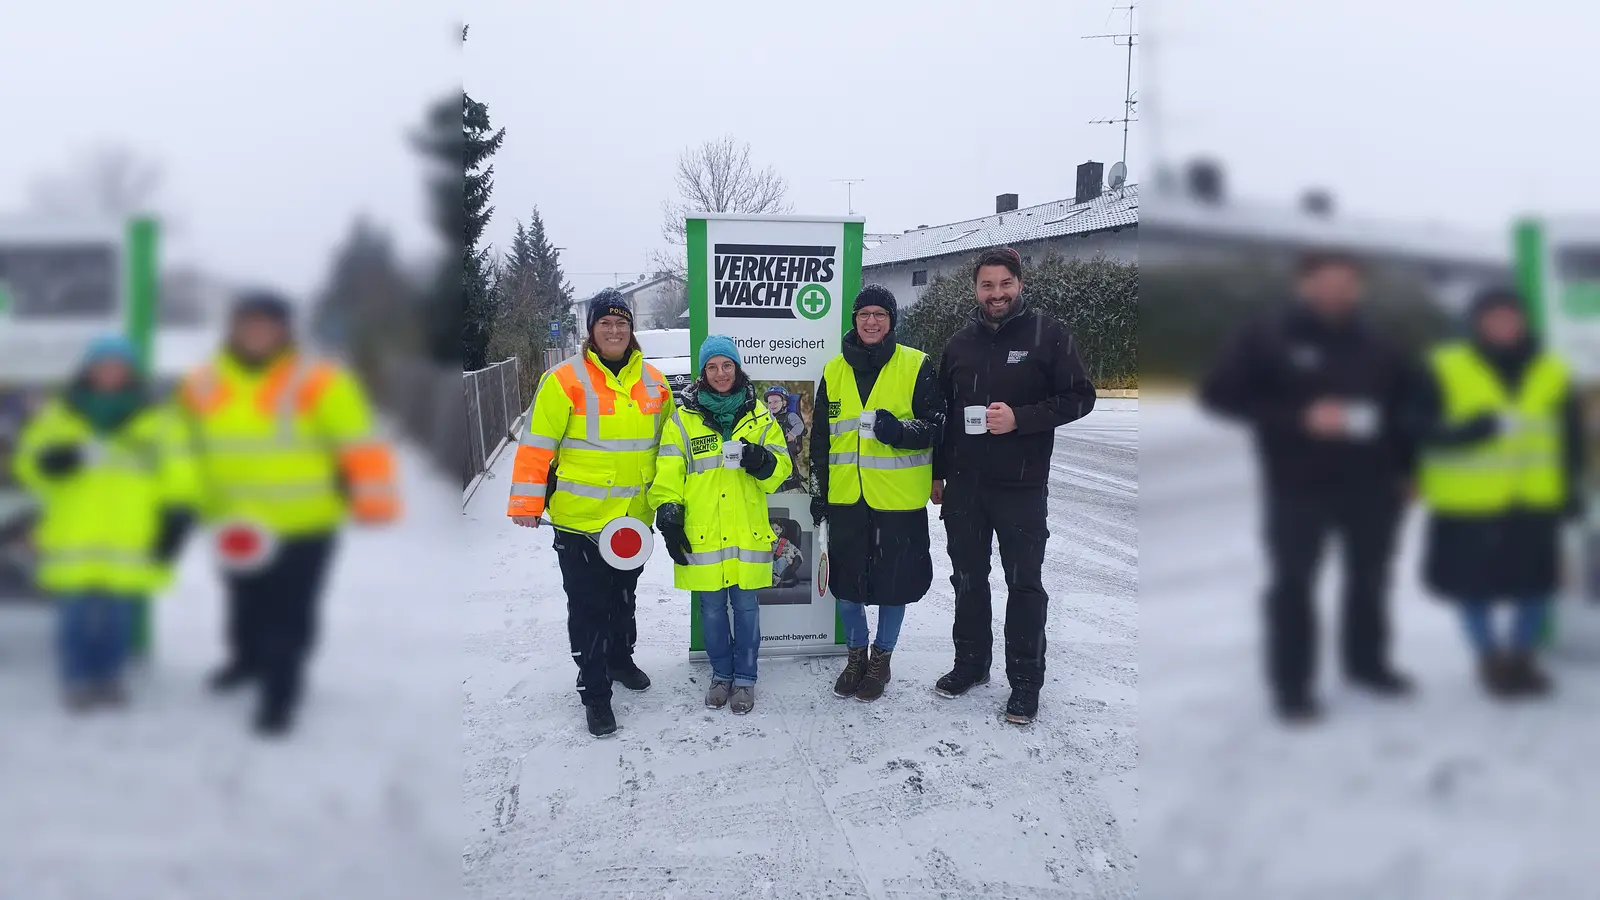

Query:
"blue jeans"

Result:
[[57, 594, 138, 687], [1459, 598, 1549, 653], [697, 588, 760, 686], [838, 600, 906, 652]]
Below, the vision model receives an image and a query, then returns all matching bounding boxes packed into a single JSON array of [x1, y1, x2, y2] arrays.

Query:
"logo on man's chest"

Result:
[[827, 401, 841, 419], [1006, 350, 1029, 364], [689, 434, 720, 456]]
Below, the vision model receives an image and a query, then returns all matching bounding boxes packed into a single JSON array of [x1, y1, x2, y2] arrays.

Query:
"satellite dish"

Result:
[[1109, 161, 1128, 189]]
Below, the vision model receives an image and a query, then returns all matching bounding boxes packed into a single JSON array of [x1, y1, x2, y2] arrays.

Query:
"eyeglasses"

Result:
[[855, 311, 890, 322]]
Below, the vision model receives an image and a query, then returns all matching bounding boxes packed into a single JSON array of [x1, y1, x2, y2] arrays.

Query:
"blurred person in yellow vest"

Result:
[[508, 288, 673, 738], [177, 290, 399, 736], [13, 335, 200, 710], [1414, 288, 1585, 698]]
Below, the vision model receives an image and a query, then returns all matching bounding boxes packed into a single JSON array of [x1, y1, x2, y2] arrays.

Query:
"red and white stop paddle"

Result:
[[214, 519, 278, 574], [598, 516, 654, 570], [816, 522, 829, 598]]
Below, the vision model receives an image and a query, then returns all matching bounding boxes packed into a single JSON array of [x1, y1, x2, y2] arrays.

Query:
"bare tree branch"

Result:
[[659, 134, 791, 248], [28, 145, 165, 220]]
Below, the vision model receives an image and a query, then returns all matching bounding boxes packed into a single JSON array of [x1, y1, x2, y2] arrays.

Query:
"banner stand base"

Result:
[[688, 646, 849, 662]]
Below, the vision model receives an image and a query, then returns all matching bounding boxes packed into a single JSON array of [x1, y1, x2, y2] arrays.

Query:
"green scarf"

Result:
[[66, 385, 145, 435], [697, 384, 749, 440]]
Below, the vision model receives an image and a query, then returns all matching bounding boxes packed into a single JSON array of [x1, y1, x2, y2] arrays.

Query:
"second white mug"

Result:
[[964, 405, 986, 435]]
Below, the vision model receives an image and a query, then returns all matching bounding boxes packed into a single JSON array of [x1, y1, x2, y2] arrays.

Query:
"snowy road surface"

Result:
[[0, 443, 459, 900], [463, 400, 1138, 899], [1140, 396, 1600, 900]]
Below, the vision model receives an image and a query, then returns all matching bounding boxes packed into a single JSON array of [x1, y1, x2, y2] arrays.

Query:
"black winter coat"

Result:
[[934, 302, 1096, 487], [1411, 338, 1586, 602], [1200, 304, 1418, 494], [810, 331, 943, 606]]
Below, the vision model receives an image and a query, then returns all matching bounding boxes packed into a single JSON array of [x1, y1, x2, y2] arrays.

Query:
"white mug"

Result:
[[964, 405, 987, 435], [858, 411, 876, 438], [1343, 400, 1379, 439], [721, 438, 745, 468]]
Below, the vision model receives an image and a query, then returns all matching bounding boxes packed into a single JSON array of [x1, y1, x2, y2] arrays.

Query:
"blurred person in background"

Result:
[[649, 335, 791, 715], [812, 284, 942, 704], [1413, 288, 1586, 698], [178, 291, 400, 736], [764, 384, 806, 491], [931, 248, 1095, 724], [1200, 251, 1417, 723], [508, 289, 673, 738], [12, 336, 199, 710]]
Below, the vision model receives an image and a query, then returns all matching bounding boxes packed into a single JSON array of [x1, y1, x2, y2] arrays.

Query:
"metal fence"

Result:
[[463, 357, 526, 490]]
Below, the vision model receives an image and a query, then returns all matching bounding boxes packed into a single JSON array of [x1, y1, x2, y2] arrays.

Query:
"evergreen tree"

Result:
[[461, 90, 505, 370]]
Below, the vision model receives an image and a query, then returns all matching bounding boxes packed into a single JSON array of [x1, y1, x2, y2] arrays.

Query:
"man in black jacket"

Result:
[[1200, 251, 1418, 723], [932, 247, 1097, 724]]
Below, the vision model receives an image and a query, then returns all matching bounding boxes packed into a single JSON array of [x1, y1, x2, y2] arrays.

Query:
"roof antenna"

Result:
[[830, 178, 865, 215], [1084, 4, 1138, 174]]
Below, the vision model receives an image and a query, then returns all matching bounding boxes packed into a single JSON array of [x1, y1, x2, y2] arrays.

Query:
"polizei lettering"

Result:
[[712, 243, 836, 319]]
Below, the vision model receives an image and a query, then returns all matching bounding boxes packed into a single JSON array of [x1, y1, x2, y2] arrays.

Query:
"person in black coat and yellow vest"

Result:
[[810, 285, 944, 702], [1413, 288, 1586, 698]]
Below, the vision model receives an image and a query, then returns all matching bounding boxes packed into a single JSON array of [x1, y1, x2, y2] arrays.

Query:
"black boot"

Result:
[[833, 647, 869, 698], [611, 661, 651, 692], [1004, 688, 1039, 724], [208, 662, 255, 694], [586, 701, 618, 738], [1477, 653, 1517, 699], [1274, 693, 1323, 724], [253, 701, 293, 738], [854, 649, 893, 703], [1505, 652, 1553, 696], [934, 666, 990, 699], [1348, 668, 1415, 697]]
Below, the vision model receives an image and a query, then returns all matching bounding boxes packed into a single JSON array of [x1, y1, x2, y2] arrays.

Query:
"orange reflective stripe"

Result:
[[585, 359, 617, 413], [351, 491, 400, 522], [553, 366, 587, 414], [339, 442, 397, 484], [180, 367, 227, 415], [293, 362, 340, 414], [253, 357, 301, 414], [507, 444, 552, 517]]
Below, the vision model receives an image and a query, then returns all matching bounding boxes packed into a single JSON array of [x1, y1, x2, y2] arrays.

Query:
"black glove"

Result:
[[872, 409, 905, 446], [153, 509, 196, 564], [37, 443, 84, 478], [810, 495, 828, 528], [739, 442, 773, 476], [655, 503, 691, 566]]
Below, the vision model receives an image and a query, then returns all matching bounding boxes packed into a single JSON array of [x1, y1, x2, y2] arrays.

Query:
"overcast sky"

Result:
[[0, 1, 452, 299], [466, 0, 1139, 299], [1149, 0, 1600, 236]]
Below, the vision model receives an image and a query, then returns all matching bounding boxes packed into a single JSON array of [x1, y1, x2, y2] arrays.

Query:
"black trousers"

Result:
[[943, 480, 1051, 691], [1262, 487, 1402, 702], [224, 534, 337, 714], [553, 529, 641, 707]]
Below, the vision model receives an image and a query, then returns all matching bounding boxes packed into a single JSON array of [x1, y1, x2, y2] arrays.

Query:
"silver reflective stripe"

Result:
[[671, 409, 693, 453], [829, 419, 856, 436], [221, 481, 331, 500], [521, 432, 559, 450], [682, 546, 772, 566], [276, 358, 318, 439], [829, 452, 858, 466], [566, 359, 602, 443], [199, 435, 322, 454], [40, 549, 149, 567], [556, 481, 640, 500], [687, 455, 722, 475], [510, 481, 547, 497], [565, 437, 657, 453], [858, 451, 933, 470], [658, 444, 685, 457]]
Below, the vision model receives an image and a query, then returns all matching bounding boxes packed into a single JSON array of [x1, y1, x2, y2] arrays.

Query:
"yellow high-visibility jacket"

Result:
[[509, 348, 673, 534], [177, 351, 400, 536], [13, 396, 200, 596], [822, 344, 933, 510], [648, 397, 792, 591], [1419, 341, 1569, 515]]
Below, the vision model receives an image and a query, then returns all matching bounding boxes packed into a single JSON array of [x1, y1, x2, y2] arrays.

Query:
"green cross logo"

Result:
[[796, 283, 831, 321]]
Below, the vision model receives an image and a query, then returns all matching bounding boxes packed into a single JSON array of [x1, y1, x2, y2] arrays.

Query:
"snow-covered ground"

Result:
[[1140, 395, 1600, 900], [463, 400, 1138, 899], [0, 443, 461, 900]]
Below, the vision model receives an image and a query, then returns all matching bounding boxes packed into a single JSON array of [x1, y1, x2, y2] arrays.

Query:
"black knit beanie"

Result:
[[853, 284, 898, 330]]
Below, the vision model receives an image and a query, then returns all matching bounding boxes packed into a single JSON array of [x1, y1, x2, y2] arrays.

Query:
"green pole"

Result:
[[1514, 219, 1562, 649], [126, 217, 160, 659]]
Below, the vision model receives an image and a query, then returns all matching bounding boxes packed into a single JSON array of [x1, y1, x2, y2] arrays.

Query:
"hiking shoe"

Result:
[[854, 649, 893, 703], [253, 703, 294, 738], [1004, 688, 1039, 724], [97, 681, 130, 708], [1274, 694, 1323, 724], [208, 662, 255, 694], [834, 647, 869, 698], [586, 702, 618, 737], [611, 661, 652, 692], [1506, 653, 1553, 696], [934, 667, 989, 698], [1348, 668, 1415, 697], [1478, 654, 1517, 699], [705, 679, 732, 709], [729, 685, 755, 715], [63, 686, 96, 713]]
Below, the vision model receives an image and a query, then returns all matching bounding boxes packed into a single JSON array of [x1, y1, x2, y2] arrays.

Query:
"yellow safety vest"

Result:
[[1419, 342, 1569, 516], [510, 348, 672, 534], [13, 397, 200, 596], [179, 351, 398, 537], [823, 344, 932, 510], [647, 401, 793, 591]]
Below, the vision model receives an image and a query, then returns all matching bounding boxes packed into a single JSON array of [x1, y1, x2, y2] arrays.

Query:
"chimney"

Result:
[[996, 193, 1019, 214], [1301, 189, 1333, 217], [1076, 161, 1105, 205], [1186, 159, 1225, 205]]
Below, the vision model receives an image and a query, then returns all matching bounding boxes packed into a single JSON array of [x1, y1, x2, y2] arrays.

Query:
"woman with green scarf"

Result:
[[13, 336, 199, 710], [649, 335, 792, 714]]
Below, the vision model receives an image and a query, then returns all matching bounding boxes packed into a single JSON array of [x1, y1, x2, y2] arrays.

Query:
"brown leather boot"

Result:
[[1478, 653, 1517, 699], [854, 649, 893, 702], [833, 647, 869, 698], [1506, 652, 1553, 696]]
